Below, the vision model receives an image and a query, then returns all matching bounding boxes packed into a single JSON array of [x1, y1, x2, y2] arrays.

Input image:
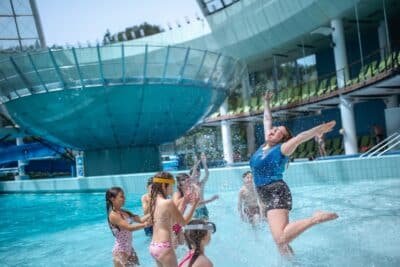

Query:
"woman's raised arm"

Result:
[[281, 121, 336, 156], [263, 92, 274, 142]]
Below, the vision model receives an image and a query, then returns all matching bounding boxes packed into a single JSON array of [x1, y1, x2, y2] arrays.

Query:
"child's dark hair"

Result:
[[242, 171, 251, 179], [149, 171, 174, 223], [281, 126, 293, 143], [105, 187, 135, 236], [184, 219, 209, 267], [176, 173, 189, 197]]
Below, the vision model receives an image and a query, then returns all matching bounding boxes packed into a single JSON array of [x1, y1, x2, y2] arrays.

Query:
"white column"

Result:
[[15, 137, 28, 180], [339, 96, 358, 154], [75, 152, 85, 178], [219, 100, 233, 164], [378, 20, 388, 60], [385, 95, 398, 108], [331, 19, 349, 88], [246, 122, 255, 158], [384, 95, 400, 137]]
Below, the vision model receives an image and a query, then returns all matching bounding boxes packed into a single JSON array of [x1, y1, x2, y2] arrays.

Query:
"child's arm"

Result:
[[133, 213, 151, 223], [141, 194, 150, 214], [171, 193, 200, 225], [109, 212, 149, 232], [189, 156, 201, 180], [198, 194, 219, 206], [176, 197, 188, 213]]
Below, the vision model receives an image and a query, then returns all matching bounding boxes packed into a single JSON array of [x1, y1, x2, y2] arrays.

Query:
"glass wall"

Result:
[[252, 53, 317, 94], [197, 0, 240, 16], [296, 54, 317, 84], [0, 0, 44, 53]]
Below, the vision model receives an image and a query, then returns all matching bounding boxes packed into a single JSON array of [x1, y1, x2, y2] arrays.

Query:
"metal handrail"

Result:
[[360, 131, 400, 158], [369, 134, 400, 157], [377, 138, 400, 156], [0, 44, 246, 104]]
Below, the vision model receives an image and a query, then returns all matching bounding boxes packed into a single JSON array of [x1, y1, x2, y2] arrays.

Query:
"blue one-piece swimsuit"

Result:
[[250, 144, 292, 211], [250, 144, 288, 187]]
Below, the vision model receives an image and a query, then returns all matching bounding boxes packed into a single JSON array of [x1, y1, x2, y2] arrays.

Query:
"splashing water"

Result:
[[0, 178, 399, 266]]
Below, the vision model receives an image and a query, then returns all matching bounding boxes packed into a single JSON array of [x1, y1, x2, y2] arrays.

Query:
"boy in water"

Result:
[[238, 171, 260, 226], [189, 153, 219, 220], [141, 177, 153, 236]]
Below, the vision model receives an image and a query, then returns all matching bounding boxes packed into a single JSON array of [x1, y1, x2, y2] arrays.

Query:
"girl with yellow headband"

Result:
[[148, 171, 200, 267]]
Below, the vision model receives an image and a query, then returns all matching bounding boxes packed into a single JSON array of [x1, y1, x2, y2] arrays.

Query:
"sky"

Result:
[[36, 0, 204, 46]]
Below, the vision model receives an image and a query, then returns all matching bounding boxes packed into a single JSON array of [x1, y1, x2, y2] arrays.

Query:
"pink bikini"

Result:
[[149, 241, 172, 259]]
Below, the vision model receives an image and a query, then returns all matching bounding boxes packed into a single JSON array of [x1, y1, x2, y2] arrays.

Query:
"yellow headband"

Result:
[[153, 177, 175, 185]]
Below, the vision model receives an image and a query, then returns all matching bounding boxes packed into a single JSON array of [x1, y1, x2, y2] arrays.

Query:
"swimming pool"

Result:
[[1, 177, 399, 266]]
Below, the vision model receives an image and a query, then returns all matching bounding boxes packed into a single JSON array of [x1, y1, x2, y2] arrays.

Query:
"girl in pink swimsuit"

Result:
[[178, 220, 216, 267], [106, 187, 151, 267], [148, 171, 200, 267]]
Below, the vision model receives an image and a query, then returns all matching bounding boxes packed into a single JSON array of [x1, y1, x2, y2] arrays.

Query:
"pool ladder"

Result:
[[360, 131, 400, 158]]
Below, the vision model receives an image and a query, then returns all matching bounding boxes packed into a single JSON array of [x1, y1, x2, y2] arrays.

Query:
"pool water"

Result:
[[1, 178, 399, 266]]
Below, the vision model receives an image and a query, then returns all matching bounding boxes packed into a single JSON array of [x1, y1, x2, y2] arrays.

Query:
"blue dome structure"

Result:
[[0, 44, 246, 175]]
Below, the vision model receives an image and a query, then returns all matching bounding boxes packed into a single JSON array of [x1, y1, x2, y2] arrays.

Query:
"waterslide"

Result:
[[0, 142, 61, 164]]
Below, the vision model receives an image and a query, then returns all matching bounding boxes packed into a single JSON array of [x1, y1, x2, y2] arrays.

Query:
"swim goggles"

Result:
[[184, 222, 216, 233]]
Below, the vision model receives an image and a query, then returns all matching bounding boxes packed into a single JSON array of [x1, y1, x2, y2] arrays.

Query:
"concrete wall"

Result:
[[85, 146, 161, 176], [1, 155, 399, 194]]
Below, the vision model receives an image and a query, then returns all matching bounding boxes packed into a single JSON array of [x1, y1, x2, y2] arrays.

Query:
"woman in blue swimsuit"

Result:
[[250, 92, 338, 256]]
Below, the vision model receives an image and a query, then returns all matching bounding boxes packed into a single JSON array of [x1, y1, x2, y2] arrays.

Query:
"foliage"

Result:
[[103, 22, 164, 44]]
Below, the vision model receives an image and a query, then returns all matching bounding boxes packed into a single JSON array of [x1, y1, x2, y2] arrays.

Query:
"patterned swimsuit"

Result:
[[112, 217, 140, 266]]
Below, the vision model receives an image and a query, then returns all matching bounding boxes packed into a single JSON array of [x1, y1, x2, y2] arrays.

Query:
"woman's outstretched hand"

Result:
[[263, 91, 274, 102], [316, 120, 336, 135]]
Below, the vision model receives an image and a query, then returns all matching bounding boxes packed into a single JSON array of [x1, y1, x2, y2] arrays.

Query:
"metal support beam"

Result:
[[48, 48, 66, 89], [207, 53, 221, 86], [27, 53, 48, 92], [354, 0, 364, 69], [382, 0, 391, 55], [9, 57, 34, 94], [179, 47, 191, 81], [29, 0, 46, 48], [121, 44, 126, 84], [162, 45, 170, 82], [96, 44, 105, 85], [9, 0, 23, 50], [143, 44, 148, 82], [195, 50, 207, 80], [272, 55, 278, 91], [0, 69, 19, 98], [216, 58, 237, 86], [72, 47, 85, 89]]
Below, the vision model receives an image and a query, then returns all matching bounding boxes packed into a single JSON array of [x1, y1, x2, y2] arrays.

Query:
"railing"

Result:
[[0, 167, 18, 174], [360, 131, 400, 158], [270, 46, 399, 108], [208, 45, 400, 120], [0, 44, 247, 104]]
